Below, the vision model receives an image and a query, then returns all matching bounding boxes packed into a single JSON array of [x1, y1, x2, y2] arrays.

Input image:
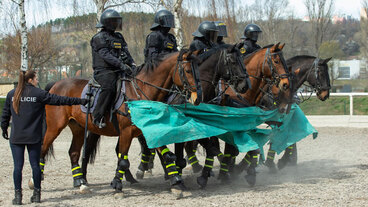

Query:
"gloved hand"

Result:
[[2, 128, 9, 140], [81, 98, 89, 106], [120, 63, 133, 76]]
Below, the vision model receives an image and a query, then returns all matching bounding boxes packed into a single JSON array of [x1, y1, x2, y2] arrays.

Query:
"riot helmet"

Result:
[[192, 21, 219, 43], [150, 9, 175, 30], [96, 9, 122, 31], [242, 23, 262, 41], [214, 21, 228, 37]]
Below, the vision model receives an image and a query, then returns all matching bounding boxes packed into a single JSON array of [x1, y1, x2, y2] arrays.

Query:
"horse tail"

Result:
[[44, 81, 57, 92], [45, 144, 55, 161], [85, 132, 101, 164]]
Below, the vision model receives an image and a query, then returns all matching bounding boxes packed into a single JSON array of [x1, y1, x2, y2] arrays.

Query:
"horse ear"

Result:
[[321, 57, 332, 64], [228, 44, 237, 52], [278, 43, 285, 50], [293, 68, 301, 75], [272, 42, 280, 51]]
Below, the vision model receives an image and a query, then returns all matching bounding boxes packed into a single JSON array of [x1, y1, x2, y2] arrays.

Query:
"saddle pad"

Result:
[[80, 81, 126, 114]]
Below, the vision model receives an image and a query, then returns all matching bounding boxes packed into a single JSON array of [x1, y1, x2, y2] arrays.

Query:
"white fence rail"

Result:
[[1, 93, 368, 116], [300, 92, 368, 116]]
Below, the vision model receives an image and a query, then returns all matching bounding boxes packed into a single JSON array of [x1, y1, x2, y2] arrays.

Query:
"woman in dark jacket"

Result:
[[1, 70, 87, 205]]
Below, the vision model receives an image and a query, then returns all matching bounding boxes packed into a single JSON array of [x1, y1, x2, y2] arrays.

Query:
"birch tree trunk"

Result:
[[173, 0, 184, 49], [19, 0, 28, 71], [94, 0, 108, 23]]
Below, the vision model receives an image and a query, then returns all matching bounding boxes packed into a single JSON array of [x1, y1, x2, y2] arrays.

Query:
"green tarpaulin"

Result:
[[127, 100, 317, 154]]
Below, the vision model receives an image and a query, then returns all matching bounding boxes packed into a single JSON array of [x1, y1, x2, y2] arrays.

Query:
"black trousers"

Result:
[[10, 142, 42, 190], [93, 70, 119, 121]]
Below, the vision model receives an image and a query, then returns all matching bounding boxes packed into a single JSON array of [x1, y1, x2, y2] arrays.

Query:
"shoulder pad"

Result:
[[91, 32, 108, 51]]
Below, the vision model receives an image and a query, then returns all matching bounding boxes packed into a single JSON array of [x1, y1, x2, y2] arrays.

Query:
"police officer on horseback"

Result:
[[190, 21, 219, 53], [90, 9, 136, 128], [214, 21, 228, 45], [240, 23, 262, 56], [144, 9, 178, 62]]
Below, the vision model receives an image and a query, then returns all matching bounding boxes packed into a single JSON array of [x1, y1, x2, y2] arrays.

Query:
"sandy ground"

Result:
[[1, 127, 368, 207]]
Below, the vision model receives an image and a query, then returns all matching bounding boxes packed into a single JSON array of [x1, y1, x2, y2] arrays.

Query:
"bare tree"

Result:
[[360, 1, 368, 59], [304, 0, 335, 55]]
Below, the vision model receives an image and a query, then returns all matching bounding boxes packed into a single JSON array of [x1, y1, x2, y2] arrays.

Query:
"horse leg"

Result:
[[39, 112, 69, 184], [114, 138, 138, 185], [68, 120, 88, 188], [175, 143, 186, 176], [136, 135, 153, 179], [209, 137, 224, 163], [110, 127, 134, 192], [218, 142, 238, 183], [278, 143, 297, 170], [185, 141, 203, 173], [289, 143, 298, 166], [156, 146, 186, 191], [244, 149, 259, 187], [264, 143, 277, 173], [227, 143, 239, 179]]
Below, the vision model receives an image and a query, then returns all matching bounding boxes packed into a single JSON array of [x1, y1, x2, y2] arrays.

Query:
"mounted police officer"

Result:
[[90, 9, 136, 128], [190, 21, 219, 54], [214, 21, 228, 45], [144, 9, 178, 62], [240, 23, 262, 56]]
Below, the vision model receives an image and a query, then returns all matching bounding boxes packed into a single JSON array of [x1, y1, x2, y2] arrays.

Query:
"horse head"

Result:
[[311, 57, 332, 101]]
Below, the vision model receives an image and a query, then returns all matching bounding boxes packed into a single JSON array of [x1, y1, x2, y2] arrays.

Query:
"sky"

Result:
[[0, 0, 364, 34]]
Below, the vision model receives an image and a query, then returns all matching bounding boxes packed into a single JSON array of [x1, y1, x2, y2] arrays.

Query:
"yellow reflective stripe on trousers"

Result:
[[224, 154, 231, 157], [244, 158, 251, 165], [124, 155, 128, 160], [168, 171, 179, 175], [267, 155, 274, 159], [72, 166, 81, 172], [39, 162, 45, 166], [73, 173, 83, 177], [166, 163, 175, 168], [141, 159, 149, 163], [206, 158, 214, 161], [161, 148, 170, 156], [118, 170, 125, 174], [220, 168, 229, 172], [204, 164, 213, 168]]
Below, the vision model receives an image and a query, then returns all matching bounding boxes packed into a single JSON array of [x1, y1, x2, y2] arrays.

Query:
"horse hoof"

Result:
[[79, 184, 91, 194], [110, 178, 123, 191], [192, 163, 203, 173], [136, 169, 145, 180], [218, 173, 231, 184], [28, 178, 34, 190], [171, 183, 186, 198], [264, 160, 277, 174], [197, 176, 208, 189], [245, 174, 256, 187]]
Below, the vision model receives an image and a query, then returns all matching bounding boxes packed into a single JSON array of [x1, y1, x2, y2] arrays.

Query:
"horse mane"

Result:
[[196, 45, 228, 63], [138, 51, 180, 75], [286, 55, 317, 65]]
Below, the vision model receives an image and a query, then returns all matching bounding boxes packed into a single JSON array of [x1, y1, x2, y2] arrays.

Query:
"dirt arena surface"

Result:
[[1, 127, 368, 206]]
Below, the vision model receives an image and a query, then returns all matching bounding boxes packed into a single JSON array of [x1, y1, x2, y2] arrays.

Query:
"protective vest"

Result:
[[240, 39, 261, 56], [144, 30, 178, 61]]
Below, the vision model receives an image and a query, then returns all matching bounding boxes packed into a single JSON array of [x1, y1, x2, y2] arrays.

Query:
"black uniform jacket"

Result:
[[240, 39, 261, 56], [90, 29, 135, 72], [144, 30, 178, 61], [189, 37, 215, 55], [1, 84, 83, 144]]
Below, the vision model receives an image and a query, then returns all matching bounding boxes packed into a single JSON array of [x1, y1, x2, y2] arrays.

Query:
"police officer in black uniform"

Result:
[[190, 21, 219, 53], [214, 21, 228, 45], [239, 23, 262, 56], [144, 9, 178, 62], [90, 9, 136, 128], [1, 70, 87, 205]]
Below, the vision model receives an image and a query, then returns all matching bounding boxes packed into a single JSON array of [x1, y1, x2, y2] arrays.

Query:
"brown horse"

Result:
[[188, 43, 292, 188], [39, 49, 199, 193]]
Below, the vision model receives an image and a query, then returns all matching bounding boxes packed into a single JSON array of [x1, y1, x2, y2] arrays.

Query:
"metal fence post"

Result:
[[349, 94, 353, 116]]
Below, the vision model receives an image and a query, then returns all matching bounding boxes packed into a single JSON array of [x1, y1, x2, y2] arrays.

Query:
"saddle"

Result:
[[80, 76, 126, 117]]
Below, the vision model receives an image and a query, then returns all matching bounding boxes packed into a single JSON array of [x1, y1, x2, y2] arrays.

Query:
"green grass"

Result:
[[299, 96, 368, 115], [0, 98, 5, 116]]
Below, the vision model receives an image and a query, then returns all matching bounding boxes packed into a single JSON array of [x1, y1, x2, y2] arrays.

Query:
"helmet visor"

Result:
[[159, 15, 175, 28], [217, 25, 228, 37], [205, 31, 218, 43], [105, 17, 122, 31], [249, 31, 261, 41]]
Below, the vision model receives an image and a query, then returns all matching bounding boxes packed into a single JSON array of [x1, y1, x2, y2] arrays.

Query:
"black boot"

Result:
[[12, 189, 22, 205], [30, 188, 41, 203]]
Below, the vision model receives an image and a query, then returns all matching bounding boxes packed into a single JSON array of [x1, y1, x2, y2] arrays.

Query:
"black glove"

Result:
[[2, 128, 9, 140], [80, 98, 89, 106], [120, 63, 133, 76], [131, 64, 137, 72]]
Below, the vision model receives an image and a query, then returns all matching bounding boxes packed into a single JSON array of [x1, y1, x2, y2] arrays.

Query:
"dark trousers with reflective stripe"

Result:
[[10, 142, 42, 190]]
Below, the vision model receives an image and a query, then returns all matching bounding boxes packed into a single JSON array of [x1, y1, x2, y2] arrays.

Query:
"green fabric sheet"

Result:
[[127, 100, 317, 154]]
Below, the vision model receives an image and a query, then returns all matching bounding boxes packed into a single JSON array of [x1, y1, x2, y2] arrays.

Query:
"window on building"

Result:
[[338, 66, 350, 78]]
